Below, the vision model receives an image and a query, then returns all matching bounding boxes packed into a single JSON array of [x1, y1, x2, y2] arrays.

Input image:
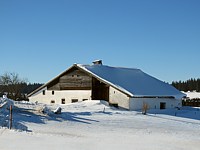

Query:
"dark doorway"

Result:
[[160, 102, 166, 109], [92, 78, 109, 101]]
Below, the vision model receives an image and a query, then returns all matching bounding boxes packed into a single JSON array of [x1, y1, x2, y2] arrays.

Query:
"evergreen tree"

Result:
[[172, 78, 200, 92]]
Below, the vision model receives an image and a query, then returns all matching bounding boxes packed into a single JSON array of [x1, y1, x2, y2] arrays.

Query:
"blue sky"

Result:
[[0, 0, 200, 83]]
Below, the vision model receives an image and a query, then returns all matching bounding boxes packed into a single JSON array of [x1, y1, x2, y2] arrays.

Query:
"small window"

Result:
[[61, 99, 65, 104], [43, 90, 45, 95], [52, 91, 54, 95], [82, 99, 88, 101], [72, 99, 78, 103], [72, 74, 79, 77], [160, 102, 166, 109], [51, 100, 55, 104]]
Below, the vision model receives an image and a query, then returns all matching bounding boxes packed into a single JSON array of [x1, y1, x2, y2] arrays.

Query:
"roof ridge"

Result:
[[77, 64, 139, 70]]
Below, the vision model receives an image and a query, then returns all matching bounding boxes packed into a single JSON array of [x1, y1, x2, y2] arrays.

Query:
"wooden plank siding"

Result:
[[46, 66, 109, 102], [47, 68, 92, 90], [47, 78, 60, 90]]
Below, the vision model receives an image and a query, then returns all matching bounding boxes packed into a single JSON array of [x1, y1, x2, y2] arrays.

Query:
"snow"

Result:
[[78, 64, 185, 99], [183, 91, 200, 99], [0, 99, 200, 150]]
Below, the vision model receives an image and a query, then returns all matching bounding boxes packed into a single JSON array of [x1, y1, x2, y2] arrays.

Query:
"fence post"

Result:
[[9, 105, 13, 130]]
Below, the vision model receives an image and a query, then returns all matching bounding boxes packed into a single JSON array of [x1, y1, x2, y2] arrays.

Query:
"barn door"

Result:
[[92, 78, 109, 101]]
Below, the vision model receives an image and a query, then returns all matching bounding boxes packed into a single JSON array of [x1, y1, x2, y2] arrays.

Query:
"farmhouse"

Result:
[[28, 60, 185, 110]]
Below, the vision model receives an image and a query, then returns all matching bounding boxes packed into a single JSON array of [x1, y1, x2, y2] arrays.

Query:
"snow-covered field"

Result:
[[183, 91, 200, 99], [0, 99, 200, 150]]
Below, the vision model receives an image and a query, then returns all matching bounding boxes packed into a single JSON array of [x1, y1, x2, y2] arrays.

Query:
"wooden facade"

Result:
[[47, 66, 110, 101], [48, 67, 92, 90]]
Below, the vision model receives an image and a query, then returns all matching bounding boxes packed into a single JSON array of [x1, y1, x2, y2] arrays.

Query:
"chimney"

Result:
[[93, 60, 102, 65]]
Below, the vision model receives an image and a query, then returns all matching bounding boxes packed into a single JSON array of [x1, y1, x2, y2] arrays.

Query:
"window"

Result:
[[43, 90, 45, 95], [52, 91, 54, 95], [160, 102, 166, 109], [61, 99, 65, 104], [51, 100, 55, 104], [72, 74, 80, 77], [72, 99, 78, 103], [82, 99, 88, 101]]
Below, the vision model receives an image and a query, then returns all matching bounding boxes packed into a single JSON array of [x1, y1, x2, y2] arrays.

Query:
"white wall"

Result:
[[29, 88, 91, 104], [129, 98, 182, 110], [109, 87, 130, 109], [29, 86, 182, 111]]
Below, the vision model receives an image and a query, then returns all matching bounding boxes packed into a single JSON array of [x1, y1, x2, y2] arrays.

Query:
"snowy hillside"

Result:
[[183, 91, 200, 99], [0, 99, 200, 150]]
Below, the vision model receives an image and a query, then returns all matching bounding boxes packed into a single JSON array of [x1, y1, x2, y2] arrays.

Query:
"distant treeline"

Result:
[[0, 83, 43, 97], [21, 83, 44, 94], [172, 78, 200, 92]]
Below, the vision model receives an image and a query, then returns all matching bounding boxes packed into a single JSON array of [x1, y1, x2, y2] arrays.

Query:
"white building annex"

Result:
[[28, 60, 186, 110]]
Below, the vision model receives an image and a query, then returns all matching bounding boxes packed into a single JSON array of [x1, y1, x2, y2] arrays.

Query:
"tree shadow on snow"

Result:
[[9, 106, 100, 132], [49, 111, 99, 124], [11, 107, 48, 132]]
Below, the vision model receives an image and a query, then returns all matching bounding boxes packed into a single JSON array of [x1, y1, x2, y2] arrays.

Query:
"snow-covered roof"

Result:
[[78, 64, 185, 99], [28, 63, 185, 99]]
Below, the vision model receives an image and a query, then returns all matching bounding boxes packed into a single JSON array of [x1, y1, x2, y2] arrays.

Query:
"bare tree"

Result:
[[0, 72, 27, 100]]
